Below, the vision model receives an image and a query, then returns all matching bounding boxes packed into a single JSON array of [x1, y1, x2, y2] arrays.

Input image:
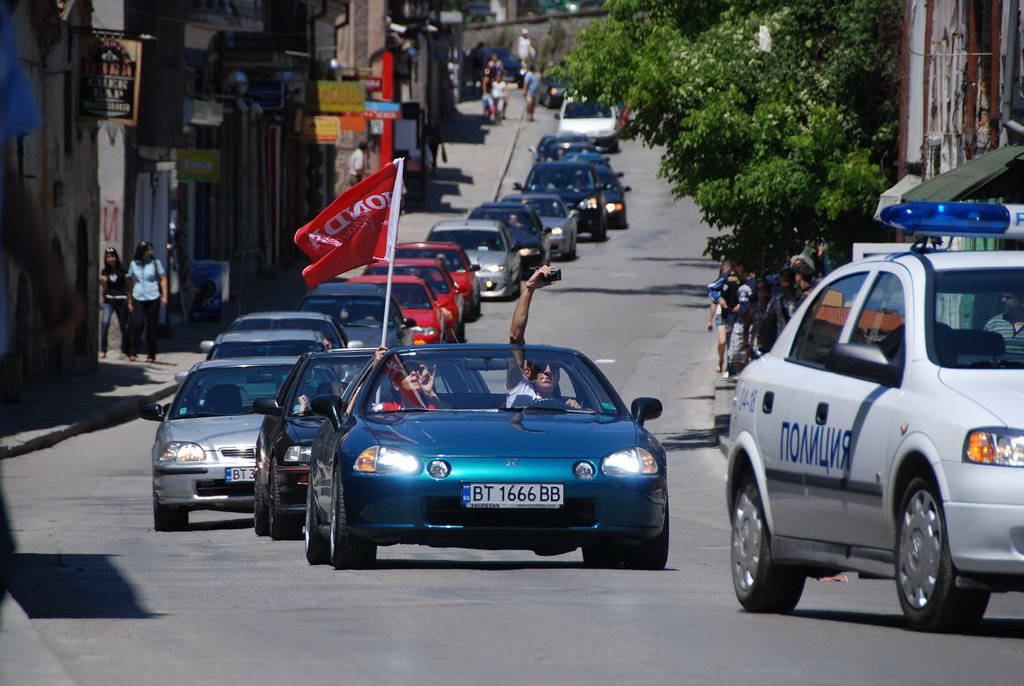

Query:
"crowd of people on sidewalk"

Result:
[[469, 30, 541, 124], [98, 241, 169, 363], [707, 250, 826, 379]]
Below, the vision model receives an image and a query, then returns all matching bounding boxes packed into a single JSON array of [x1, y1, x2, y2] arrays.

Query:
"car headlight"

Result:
[[550, 227, 563, 235], [354, 446, 421, 475], [482, 263, 505, 273], [411, 326, 436, 335], [518, 247, 540, 257], [158, 441, 206, 463], [601, 447, 658, 476], [964, 429, 1024, 467], [578, 197, 598, 210], [549, 87, 558, 96], [284, 445, 312, 463], [605, 202, 624, 213]]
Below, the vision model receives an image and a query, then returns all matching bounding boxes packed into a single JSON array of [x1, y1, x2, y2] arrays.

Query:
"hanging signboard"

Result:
[[362, 101, 401, 120], [303, 115, 341, 144], [315, 81, 366, 114], [177, 149, 221, 183], [76, 36, 143, 125]]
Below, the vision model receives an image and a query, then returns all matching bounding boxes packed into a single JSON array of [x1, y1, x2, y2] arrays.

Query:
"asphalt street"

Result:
[[4, 106, 1024, 686]]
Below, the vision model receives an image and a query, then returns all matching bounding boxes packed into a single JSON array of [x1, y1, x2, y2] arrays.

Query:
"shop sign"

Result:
[[362, 101, 401, 120], [315, 81, 366, 114], [304, 116, 341, 144], [76, 36, 143, 125], [177, 149, 221, 183]]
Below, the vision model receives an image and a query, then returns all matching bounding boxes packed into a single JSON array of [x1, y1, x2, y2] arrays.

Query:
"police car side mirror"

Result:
[[630, 397, 663, 426], [825, 343, 902, 387], [311, 394, 344, 430]]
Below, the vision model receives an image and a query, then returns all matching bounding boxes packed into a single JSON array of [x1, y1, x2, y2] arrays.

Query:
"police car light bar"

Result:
[[879, 201, 1024, 239]]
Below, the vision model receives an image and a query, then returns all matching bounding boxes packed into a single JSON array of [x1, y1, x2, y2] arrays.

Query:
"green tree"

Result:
[[561, 0, 901, 264]]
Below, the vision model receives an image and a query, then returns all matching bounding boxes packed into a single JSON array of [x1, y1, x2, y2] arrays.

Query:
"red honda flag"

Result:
[[293, 160, 402, 289]]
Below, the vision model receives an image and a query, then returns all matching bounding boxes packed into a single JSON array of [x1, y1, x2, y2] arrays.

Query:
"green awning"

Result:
[[903, 145, 1024, 201]]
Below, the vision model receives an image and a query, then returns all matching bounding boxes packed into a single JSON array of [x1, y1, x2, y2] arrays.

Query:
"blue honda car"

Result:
[[304, 344, 667, 569]]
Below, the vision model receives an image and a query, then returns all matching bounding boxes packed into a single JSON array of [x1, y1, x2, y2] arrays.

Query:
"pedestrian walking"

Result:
[[706, 260, 739, 377], [127, 241, 168, 363], [491, 78, 509, 122], [727, 261, 756, 375], [523, 64, 539, 122], [759, 266, 801, 352], [516, 29, 533, 66], [469, 41, 486, 97], [349, 142, 368, 187], [99, 247, 130, 358]]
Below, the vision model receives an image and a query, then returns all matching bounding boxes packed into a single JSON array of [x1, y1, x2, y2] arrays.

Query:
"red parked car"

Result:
[[395, 242, 482, 321], [364, 258, 465, 341], [348, 275, 449, 344]]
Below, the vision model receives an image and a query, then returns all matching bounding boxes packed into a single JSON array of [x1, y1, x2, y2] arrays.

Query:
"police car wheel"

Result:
[[895, 477, 989, 632], [731, 478, 805, 613], [304, 478, 329, 565], [329, 468, 377, 570]]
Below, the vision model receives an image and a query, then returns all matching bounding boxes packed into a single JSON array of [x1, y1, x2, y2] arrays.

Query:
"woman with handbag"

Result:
[[127, 241, 168, 363]]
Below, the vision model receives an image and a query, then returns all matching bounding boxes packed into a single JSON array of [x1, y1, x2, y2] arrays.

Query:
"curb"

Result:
[[0, 382, 178, 460], [491, 113, 524, 201], [0, 594, 76, 686]]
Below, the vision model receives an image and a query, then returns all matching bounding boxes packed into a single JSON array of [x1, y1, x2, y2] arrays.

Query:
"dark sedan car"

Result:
[[516, 162, 608, 241], [298, 282, 413, 348], [468, 202, 551, 275], [303, 344, 667, 569], [252, 349, 376, 539], [228, 311, 348, 349], [595, 164, 631, 230], [539, 73, 565, 109], [533, 132, 592, 162]]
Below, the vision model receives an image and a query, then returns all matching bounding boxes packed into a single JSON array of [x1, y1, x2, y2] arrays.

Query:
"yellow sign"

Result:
[[177, 149, 221, 183], [303, 116, 341, 144], [315, 81, 366, 114], [76, 36, 143, 125]]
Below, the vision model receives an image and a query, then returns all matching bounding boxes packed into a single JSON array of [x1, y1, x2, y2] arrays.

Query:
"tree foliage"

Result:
[[561, 0, 902, 263]]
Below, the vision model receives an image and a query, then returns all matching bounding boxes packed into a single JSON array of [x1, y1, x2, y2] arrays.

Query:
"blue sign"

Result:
[[188, 260, 230, 321], [247, 80, 284, 110]]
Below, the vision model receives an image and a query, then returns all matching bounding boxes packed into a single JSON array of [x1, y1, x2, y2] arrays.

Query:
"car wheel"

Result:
[[269, 463, 303, 540], [329, 469, 377, 569], [731, 477, 805, 613], [254, 466, 270, 536], [895, 477, 989, 632], [582, 541, 621, 568], [568, 237, 578, 260], [304, 475, 329, 565], [621, 505, 670, 570], [153, 497, 187, 532], [457, 321, 467, 343]]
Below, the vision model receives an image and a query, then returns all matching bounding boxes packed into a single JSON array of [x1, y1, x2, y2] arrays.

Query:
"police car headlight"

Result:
[[578, 197, 599, 210], [284, 446, 312, 463], [964, 429, 1024, 467], [601, 448, 658, 476], [159, 441, 206, 463], [354, 446, 421, 475]]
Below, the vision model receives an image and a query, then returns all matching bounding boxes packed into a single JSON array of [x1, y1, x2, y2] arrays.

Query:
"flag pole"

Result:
[[379, 158, 405, 348]]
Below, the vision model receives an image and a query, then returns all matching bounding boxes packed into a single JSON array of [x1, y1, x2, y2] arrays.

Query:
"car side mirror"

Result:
[[616, 171, 624, 178], [139, 403, 165, 422], [253, 398, 282, 417], [623, 186, 632, 192], [528, 146, 536, 153], [199, 340, 214, 354], [554, 113, 560, 119], [311, 394, 344, 430], [174, 371, 189, 384], [825, 342, 902, 387], [404, 317, 417, 328], [470, 264, 481, 271], [630, 397, 663, 426], [512, 182, 523, 191]]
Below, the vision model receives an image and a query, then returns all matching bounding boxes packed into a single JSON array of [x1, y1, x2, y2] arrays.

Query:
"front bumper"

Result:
[[153, 459, 256, 512], [549, 234, 570, 257], [341, 462, 667, 550], [588, 133, 619, 152], [577, 209, 604, 235], [275, 464, 310, 514], [478, 270, 515, 298], [518, 251, 546, 274], [942, 461, 1024, 575], [606, 208, 627, 229]]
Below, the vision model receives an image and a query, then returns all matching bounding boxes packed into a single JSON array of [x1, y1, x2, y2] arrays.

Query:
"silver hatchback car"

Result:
[[141, 357, 297, 531]]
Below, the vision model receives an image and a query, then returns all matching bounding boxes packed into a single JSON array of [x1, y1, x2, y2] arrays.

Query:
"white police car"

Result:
[[727, 201, 1024, 632]]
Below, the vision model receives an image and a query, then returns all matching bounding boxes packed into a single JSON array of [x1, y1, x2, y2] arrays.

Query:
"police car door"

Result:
[[774, 272, 870, 542], [801, 268, 909, 548]]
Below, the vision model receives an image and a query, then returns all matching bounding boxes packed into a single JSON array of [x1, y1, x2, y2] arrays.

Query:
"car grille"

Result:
[[196, 479, 253, 497], [220, 447, 255, 460], [424, 497, 596, 528]]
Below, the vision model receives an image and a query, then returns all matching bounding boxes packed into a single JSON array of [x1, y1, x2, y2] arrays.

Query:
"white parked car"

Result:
[[557, 99, 619, 153], [727, 201, 1024, 632]]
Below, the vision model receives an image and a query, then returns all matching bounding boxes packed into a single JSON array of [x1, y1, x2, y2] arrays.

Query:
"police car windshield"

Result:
[[933, 268, 1024, 368]]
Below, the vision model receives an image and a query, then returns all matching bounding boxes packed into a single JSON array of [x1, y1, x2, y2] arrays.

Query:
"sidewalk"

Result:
[[0, 98, 525, 460]]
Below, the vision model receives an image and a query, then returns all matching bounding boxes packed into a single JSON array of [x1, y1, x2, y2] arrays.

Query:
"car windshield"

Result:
[[932, 268, 1024, 368], [558, 146, 598, 160], [362, 348, 623, 415], [565, 102, 613, 119], [388, 282, 434, 309], [525, 167, 595, 193], [231, 318, 341, 348], [366, 265, 451, 294], [288, 357, 372, 416], [299, 295, 385, 328], [469, 208, 540, 235], [211, 340, 324, 359], [429, 229, 505, 253], [395, 247, 465, 272], [518, 197, 566, 218], [171, 365, 293, 418]]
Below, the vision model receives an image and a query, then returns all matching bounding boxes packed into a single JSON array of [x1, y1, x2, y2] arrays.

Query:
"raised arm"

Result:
[[507, 266, 555, 389]]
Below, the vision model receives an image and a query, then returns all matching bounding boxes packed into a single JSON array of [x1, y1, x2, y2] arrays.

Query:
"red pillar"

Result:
[[380, 50, 394, 169]]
